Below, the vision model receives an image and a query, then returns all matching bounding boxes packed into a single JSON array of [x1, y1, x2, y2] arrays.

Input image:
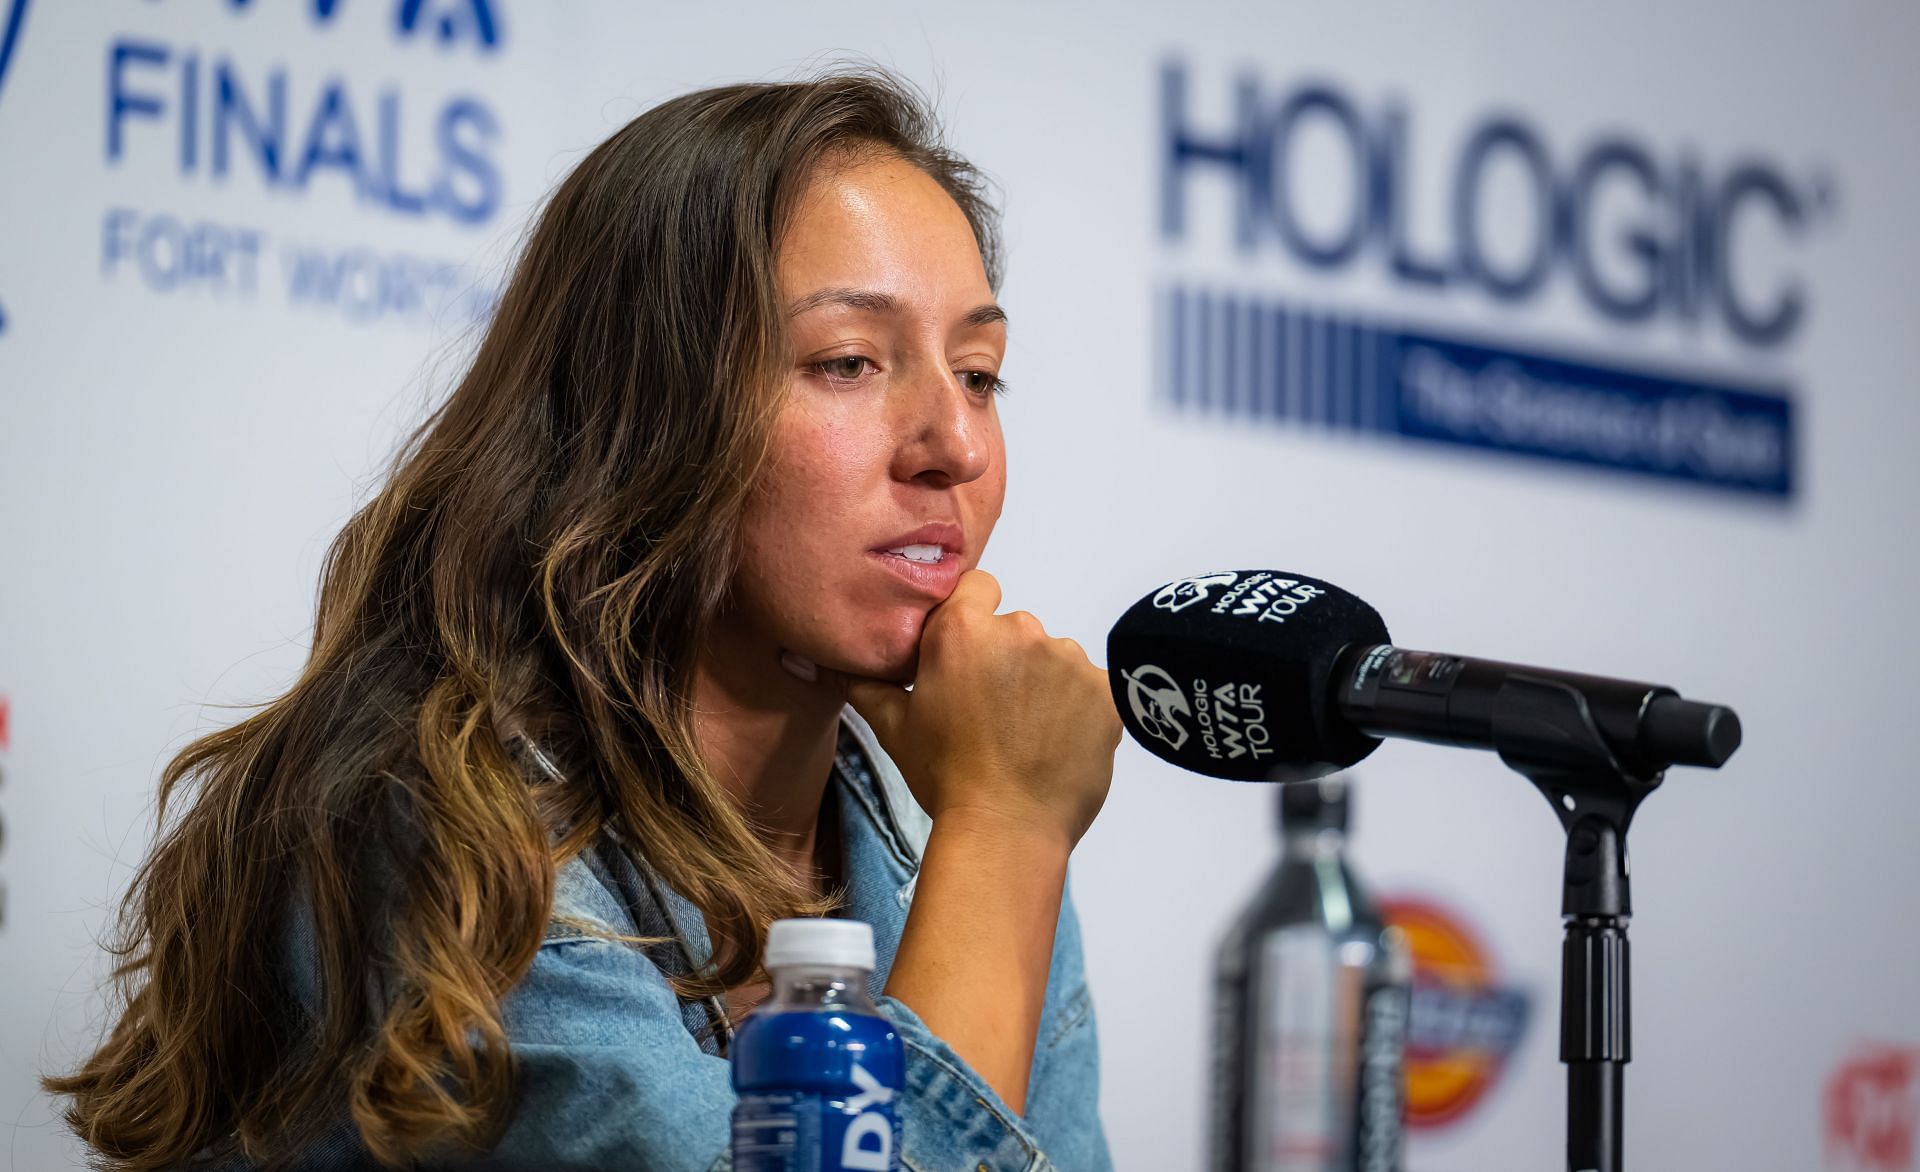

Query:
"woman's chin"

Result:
[[847, 644, 920, 685], [822, 617, 926, 683]]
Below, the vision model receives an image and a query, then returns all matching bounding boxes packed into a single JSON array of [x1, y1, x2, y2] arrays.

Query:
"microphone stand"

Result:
[[1488, 676, 1664, 1172]]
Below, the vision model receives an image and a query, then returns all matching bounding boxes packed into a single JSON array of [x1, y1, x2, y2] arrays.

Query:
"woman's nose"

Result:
[[892, 367, 993, 488]]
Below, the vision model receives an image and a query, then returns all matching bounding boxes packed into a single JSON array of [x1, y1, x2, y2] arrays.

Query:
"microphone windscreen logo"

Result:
[[1119, 663, 1192, 752], [1152, 570, 1240, 614]]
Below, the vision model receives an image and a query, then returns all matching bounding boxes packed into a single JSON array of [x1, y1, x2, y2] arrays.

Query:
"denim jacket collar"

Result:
[[544, 705, 932, 1054]]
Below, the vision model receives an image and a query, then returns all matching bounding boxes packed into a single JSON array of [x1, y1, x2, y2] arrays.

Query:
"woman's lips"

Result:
[[866, 549, 965, 598]]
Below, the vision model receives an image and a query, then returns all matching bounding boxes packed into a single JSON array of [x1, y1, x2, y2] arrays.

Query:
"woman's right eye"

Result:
[[812, 356, 876, 382]]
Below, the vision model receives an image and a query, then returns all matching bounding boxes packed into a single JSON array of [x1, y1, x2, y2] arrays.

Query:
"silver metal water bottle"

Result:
[[1208, 776, 1412, 1172]]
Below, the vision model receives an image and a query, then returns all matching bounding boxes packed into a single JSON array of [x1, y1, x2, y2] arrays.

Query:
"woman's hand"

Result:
[[842, 569, 1120, 1114], [843, 569, 1122, 851]]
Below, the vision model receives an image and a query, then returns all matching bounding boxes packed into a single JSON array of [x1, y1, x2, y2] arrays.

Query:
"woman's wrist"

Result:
[[923, 799, 1077, 861], [883, 794, 1071, 1115]]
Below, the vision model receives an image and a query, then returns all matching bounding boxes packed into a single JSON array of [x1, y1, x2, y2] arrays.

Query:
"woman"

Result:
[[46, 67, 1122, 1170]]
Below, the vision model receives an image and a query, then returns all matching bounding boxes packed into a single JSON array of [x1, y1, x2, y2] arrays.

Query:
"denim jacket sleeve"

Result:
[[478, 928, 1084, 1171], [473, 843, 1110, 1171], [873, 871, 1111, 1172]]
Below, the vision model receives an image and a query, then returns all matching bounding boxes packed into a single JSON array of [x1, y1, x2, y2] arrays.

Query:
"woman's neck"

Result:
[[689, 616, 847, 896]]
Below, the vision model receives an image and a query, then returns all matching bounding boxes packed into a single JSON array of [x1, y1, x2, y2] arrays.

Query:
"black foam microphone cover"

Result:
[[1106, 570, 1390, 781]]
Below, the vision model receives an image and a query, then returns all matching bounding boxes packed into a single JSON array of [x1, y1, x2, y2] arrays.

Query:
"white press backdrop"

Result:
[[2, 3, 1917, 1169]]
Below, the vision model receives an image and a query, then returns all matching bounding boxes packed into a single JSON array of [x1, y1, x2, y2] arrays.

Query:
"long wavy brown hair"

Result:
[[44, 66, 1003, 1170]]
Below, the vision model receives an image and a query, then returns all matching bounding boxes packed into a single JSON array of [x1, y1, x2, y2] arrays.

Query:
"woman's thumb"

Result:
[[845, 677, 909, 742]]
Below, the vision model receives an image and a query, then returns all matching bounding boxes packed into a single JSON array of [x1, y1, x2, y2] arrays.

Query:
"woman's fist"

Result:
[[845, 570, 1122, 851]]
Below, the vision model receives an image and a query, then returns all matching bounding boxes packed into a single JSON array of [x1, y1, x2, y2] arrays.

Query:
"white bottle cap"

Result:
[[764, 918, 876, 972]]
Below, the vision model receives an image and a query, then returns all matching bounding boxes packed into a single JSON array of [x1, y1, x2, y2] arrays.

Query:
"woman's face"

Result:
[[729, 151, 1008, 685]]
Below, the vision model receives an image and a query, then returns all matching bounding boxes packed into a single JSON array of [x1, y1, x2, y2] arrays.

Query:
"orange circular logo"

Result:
[[1377, 895, 1532, 1129]]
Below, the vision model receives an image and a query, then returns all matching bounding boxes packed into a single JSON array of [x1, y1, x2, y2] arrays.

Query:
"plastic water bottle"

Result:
[[1208, 776, 1412, 1172], [731, 918, 905, 1171]]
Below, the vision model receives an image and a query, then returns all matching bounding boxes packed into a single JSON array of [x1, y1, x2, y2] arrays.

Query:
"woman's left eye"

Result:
[[960, 370, 1010, 397]]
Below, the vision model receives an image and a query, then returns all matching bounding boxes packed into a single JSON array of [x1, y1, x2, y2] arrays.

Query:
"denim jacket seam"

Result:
[[832, 721, 920, 872], [832, 757, 911, 870], [538, 921, 606, 945], [1040, 983, 1093, 1051]]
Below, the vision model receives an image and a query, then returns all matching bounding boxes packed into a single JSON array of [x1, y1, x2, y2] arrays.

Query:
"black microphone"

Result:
[[1107, 569, 1741, 783]]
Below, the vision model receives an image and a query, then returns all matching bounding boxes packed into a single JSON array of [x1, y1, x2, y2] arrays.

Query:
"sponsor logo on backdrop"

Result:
[[1157, 59, 1833, 499], [1376, 894, 1531, 1129], [1825, 1044, 1920, 1171], [70, 0, 508, 335]]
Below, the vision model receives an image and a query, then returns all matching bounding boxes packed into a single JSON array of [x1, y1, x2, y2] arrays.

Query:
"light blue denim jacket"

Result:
[[243, 706, 1111, 1170]]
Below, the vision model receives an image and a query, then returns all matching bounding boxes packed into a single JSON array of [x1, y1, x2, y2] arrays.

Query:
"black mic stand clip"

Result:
[[1490, 675, 1665, 1172]]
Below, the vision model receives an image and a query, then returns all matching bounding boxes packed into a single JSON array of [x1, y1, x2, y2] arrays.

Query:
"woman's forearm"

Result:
[[881, 805, 1071, 1116]]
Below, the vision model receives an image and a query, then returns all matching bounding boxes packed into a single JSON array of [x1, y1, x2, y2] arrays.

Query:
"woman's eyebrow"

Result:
[[960, 302, 1009, 329], [787, 286, 1008, 328]]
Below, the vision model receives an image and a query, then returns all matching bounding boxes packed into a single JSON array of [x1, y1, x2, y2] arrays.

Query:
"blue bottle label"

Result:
[[731, 1065, 900, 1172]]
